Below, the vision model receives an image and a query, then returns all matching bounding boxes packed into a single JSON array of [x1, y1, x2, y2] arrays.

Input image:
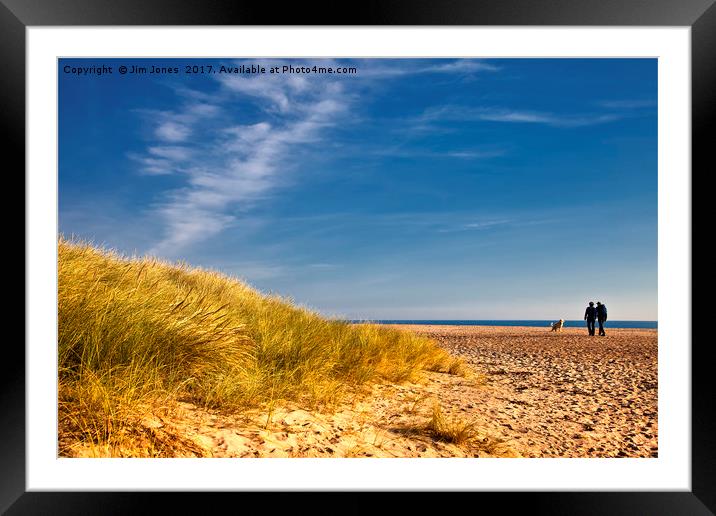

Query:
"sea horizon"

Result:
[[350, 320, 658, 329]]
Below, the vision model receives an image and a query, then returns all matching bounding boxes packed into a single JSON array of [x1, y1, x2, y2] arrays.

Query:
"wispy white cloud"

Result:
[[143, 68, 349, 257], [444, 150, 502, 159], [147, 146, 192, 161], [436, 219, 512, 233], [417, 105, 622, 128], [421, 60, 500, 73], [367, 146, 506, 160], [359, 59, 499, 78], [478, 109, 621, 127], [128, 102, 221, 174], [274, 211, 534, 235], [127, 152, 180, 176], [141, 102, 220, 144], [598, 99, 656, 109], [218, 75, 292, 112], [155, 121, 191, 142], [462, 219, 512, 230]]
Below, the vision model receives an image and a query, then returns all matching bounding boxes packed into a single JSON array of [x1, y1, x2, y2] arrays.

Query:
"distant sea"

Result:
[[352, 320, 658, 329]]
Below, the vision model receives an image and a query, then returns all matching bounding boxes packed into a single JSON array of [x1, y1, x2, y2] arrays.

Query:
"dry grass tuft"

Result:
[[58, 237, 461, 456], [425, 404, 478, 445], [423, 404, 514, 456]]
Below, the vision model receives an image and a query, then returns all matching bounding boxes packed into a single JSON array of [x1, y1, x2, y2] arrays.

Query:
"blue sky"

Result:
[[59, 58, 657, 320]]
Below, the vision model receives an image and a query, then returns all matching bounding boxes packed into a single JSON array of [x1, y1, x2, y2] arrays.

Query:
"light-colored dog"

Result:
[[551, 319, 565, 332]]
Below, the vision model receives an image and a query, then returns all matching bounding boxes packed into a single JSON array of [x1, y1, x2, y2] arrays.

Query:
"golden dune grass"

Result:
[[58, 238, 461, 456], [425, 403, 477, 445]]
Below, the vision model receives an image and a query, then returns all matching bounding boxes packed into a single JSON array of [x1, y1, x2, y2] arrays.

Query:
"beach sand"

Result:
[[399, 325, 658, 458], [68, 325, 657, 458]]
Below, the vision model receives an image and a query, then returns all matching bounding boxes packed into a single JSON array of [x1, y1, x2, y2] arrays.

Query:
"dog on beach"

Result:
[[551, 319, 565, 332]]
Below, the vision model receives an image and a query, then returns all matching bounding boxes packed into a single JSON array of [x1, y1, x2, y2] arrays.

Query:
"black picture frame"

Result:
[[6, 0, 709, 513]]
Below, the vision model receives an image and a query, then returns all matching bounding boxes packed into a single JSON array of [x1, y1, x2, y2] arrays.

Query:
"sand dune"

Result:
[[69, 325, 657, 458]]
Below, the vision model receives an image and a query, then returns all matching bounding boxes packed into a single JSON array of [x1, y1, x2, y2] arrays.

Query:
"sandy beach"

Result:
[[399, 324, 658, 458], [66, 324, 657, 459]]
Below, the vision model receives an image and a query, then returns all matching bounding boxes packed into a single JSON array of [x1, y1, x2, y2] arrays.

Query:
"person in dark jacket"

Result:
[[584, 301, 597, 336], [596, 301, 608, 336]]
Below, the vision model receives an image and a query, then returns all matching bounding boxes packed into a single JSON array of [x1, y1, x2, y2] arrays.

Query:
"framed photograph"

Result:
[[8, 0, 710, 513]]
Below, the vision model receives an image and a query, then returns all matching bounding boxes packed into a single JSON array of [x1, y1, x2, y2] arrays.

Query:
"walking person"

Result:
[[584, 301, 597, 336], [596, 301, 608, 336]]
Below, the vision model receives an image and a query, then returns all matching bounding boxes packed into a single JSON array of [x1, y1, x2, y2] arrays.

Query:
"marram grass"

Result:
[[425, 403, 477, 445], [58, 238, 463, 456]]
